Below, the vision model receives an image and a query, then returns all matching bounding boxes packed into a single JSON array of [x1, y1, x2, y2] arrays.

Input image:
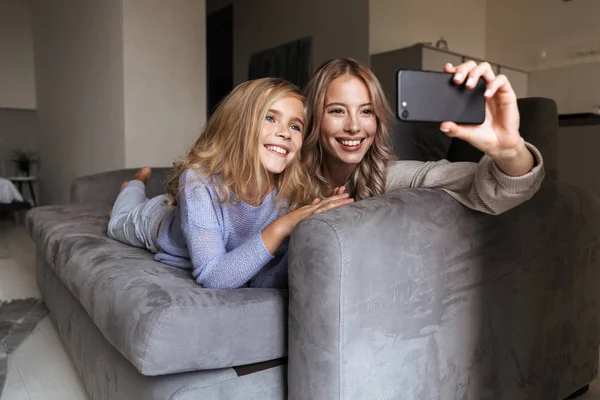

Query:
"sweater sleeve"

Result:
[[385, 141, 545, 215], [178, 173, 274, 289]]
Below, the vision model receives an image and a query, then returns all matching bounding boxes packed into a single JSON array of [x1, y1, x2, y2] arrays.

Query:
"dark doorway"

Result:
[[206, 5, 233, 116], [248, 37, 312, 91]]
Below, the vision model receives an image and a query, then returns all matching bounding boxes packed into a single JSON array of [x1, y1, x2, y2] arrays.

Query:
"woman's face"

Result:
[[319, 75, 377, 167]]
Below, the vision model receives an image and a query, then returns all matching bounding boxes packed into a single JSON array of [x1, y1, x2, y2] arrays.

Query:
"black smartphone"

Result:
[[396, 69, 486, 125]]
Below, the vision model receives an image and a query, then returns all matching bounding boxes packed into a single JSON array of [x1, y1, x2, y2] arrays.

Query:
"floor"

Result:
[[0, 219, 88, 400], [1, 219, 600, 400]]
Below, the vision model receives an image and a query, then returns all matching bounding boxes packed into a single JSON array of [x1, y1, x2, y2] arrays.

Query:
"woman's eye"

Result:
[[362, 109, 373, 115], [328, 109, 343, 114], [266, 115, 275, 122]]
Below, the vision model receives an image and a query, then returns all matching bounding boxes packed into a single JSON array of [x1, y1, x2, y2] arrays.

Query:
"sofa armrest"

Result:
[[288, 183, 600, 400], [70, 167, 172, 205]]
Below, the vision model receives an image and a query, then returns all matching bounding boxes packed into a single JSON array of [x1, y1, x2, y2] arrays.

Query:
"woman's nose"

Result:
[[344, 116, 360, 134]]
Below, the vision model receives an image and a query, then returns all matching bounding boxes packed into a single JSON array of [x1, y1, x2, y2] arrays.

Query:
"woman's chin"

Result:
[[335, 152, 366, 166]]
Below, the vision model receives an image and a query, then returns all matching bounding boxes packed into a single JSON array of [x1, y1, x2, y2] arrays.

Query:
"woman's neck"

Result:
[[321, 156, 357, 195]]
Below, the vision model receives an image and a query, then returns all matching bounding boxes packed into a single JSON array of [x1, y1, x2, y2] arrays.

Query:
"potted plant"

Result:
[[11, 148, 39, 177]]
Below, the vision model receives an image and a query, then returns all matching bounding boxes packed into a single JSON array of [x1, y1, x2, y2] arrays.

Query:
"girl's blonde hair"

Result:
[[302, 58, 397, 201], [166, 77, 311, 211]]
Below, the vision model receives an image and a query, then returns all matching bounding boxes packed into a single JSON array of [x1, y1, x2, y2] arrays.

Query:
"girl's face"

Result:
[[319, 75, 377, 167], [259, 96, 305, 175]]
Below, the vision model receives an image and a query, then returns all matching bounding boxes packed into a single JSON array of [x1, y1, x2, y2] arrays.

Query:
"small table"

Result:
[[8, 176, 38, 207]]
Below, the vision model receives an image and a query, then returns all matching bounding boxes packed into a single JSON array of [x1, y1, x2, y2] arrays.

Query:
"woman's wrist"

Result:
[[490, 138, 535, 177]]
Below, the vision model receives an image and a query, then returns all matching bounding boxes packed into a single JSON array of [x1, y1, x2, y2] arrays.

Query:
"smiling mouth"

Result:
[[264, 144, 289, 157], [336, 138, 365, 149]]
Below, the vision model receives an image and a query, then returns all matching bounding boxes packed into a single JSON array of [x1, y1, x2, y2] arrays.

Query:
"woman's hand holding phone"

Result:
[[440, 61, 535, 177]]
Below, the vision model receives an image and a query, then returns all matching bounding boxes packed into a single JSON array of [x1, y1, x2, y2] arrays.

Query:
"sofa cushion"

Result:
[[26, 204, 287, 376]]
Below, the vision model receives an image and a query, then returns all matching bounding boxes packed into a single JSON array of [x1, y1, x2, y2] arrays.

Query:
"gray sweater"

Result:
[[385, 142, 545, 215]]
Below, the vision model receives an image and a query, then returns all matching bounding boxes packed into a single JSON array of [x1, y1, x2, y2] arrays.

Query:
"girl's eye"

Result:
[[266, 115, 275, 122], [290, 124, 301, 132]]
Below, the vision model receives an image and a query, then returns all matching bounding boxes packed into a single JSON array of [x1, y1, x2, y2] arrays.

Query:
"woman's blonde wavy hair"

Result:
[[166, 77, 311, 211], [302, 58, 397, 201]]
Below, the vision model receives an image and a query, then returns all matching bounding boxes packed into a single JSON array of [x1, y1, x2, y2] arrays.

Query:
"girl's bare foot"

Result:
[[134, 166, 152, 184], [109, 169, 150, 218]]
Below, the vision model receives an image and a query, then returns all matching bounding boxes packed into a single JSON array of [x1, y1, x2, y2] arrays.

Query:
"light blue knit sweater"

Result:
[[155, 169, 289, 289]]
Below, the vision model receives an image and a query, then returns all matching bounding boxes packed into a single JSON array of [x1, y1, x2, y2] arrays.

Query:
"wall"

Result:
[[528, 61, 600, 115], [32, 0, 126, 205], [233, 0, 369, 85], [123, 0, 206, 169], [486, 0, 600, 71], [486, 0, 600, 113], [0, 0, 36, 109], [369, 0, 486, 58], [31, 0, 206, 204]]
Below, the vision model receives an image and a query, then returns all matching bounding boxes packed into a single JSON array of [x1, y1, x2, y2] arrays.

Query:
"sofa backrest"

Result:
[[70, 167, 173, 205]]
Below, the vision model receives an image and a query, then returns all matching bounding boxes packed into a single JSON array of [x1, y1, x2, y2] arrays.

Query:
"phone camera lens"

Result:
[[401, 109, 409, 119]]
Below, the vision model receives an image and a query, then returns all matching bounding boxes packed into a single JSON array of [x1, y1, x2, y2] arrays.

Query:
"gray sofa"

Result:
[[26, 98, 600, 399]]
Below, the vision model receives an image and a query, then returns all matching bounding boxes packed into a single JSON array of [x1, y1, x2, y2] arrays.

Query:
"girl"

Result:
[[107, 78, 353, 289], [301, 58, 545, 215]]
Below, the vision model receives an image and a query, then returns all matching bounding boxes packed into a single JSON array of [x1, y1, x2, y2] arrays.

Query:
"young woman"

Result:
[[302, 58, 545, 215], [107, 77, 353, 289]]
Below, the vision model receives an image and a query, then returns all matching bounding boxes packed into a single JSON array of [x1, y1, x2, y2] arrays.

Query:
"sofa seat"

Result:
[[26, 204, 287, 376]]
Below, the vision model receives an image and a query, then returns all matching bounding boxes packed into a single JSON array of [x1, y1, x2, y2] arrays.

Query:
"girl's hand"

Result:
[[440, 61, 535, 177], [331, 185, 347, 196], [261, 191, 354, 254], [279, 192, 354, 236]]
